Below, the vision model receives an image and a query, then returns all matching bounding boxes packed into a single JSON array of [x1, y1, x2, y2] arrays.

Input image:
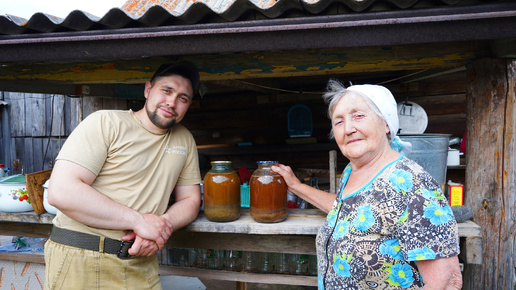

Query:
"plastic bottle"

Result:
[[249, 161, 288, 223], [0, 164, 4, 177], [203, 161, 241, 222]]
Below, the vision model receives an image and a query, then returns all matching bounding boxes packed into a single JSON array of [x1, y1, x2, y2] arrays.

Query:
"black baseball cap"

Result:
[[151, 61, 200, 96]]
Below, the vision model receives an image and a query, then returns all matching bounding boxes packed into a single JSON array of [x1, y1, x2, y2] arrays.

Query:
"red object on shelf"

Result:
[[238, 166, 252, 183], [460, 129, 466, 154]]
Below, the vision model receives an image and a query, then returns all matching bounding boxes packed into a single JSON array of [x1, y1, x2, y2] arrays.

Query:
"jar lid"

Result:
[[257, 161, 278, 163], [211, 161, 232, 164]]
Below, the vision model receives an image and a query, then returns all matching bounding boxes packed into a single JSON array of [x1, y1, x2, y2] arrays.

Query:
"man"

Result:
[[44, 61, 202, 289]]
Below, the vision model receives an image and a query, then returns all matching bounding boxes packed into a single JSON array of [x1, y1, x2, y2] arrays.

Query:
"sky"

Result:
[[0, 0, 127, 19]]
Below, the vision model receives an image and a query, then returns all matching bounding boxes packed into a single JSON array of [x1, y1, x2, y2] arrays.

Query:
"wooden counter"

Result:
[[0, 208, 482, 287]]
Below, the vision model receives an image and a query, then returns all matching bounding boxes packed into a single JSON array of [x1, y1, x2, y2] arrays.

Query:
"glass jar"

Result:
[[249, 161, 288, 223], [203, 161, 241, 222]]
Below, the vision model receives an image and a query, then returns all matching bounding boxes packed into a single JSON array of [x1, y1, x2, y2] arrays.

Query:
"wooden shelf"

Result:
[[0, 209, 482, 265], [198, 143, 339, 156]]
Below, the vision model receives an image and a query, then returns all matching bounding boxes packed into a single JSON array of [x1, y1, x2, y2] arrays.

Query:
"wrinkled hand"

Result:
[[121, 232, 160, 256], [130, 213, 174, 250], [271, 164, 302, 191]]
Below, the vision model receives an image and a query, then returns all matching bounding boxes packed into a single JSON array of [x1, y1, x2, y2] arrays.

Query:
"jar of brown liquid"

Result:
[[203, 161, 241, 222], [250, 161, 288, 223]]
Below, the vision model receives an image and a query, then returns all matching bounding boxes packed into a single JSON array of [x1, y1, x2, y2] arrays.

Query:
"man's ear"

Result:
[[143, 81, 152, 99]]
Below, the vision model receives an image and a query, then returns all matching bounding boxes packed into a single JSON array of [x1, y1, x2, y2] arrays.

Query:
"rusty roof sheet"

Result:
[[0, 0, 463, 35]]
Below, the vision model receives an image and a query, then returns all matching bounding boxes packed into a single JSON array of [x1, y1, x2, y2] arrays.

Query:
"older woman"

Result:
[[272, 80, 462, 289]]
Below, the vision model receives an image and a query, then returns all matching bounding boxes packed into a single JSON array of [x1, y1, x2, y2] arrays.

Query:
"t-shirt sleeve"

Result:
[[56, 111, 114, 176], [392, 165, 460, 262]]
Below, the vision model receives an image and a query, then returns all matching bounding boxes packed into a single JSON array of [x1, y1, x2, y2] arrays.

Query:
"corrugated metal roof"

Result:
[[0, 0, 462, 35]]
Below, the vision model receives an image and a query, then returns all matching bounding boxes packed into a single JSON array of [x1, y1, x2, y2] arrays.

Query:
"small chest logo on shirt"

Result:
[[166, 145, 187, 156]]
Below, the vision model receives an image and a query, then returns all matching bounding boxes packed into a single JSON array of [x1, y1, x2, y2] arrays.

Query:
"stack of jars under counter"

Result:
[[158, 248, 317, 276], [158, 161, 318, 275]]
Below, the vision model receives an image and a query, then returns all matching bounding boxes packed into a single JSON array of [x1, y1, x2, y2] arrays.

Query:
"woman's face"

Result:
[[331, 93, 390, 162]]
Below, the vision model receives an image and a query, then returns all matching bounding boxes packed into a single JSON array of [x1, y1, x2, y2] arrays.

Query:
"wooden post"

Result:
[[329, 150, 338, 194], [464, 58, 516, 289]]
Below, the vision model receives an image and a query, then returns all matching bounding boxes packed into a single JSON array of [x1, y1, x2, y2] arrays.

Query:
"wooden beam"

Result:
[[0, 42, 478, 85], [463, 58, 516, 290]]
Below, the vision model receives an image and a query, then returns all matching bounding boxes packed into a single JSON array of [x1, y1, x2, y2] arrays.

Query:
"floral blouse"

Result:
[[316, 156, 460, 289]]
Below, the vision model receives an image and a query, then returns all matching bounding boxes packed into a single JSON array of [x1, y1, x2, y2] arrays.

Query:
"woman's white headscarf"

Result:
[[345, 84, 412, 155]]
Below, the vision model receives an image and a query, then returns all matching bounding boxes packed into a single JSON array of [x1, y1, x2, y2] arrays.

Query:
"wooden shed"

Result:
[[0, 0, 515, 288]]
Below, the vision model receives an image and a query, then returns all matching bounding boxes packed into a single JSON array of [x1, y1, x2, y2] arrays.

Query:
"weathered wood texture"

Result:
[[0, 42, 477, 86], [0, 94, 129, 173], [26, 169, 53, 215], [463, 58, 516, 290]]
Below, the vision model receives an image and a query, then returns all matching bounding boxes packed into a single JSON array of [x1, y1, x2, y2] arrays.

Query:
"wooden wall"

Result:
[[0, 93, 139, 175]]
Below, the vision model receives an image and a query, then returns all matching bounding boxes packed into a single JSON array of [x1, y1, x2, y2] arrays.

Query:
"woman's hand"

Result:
[[271, 163, 337, 213], [271, 164, 302, 192]]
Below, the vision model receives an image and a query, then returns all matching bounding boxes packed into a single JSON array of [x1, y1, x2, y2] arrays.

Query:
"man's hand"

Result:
[[131, 213, 174, 250], [121, 232, 161, 256]]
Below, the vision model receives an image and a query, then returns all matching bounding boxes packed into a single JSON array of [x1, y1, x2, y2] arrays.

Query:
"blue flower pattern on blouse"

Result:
[[315, 156, 460, 289], [419, 188, 435, 200], [424, 201, 454, 225], [387, 263, 416, 288], [389, 169, 413, 194], [333, 254, 352, 277], [407, 247, 437, 261], [326, 204, 340, 228], [333, 216, 351, 240], [380, 238, 405, 261], [353, 205, 375, 232]]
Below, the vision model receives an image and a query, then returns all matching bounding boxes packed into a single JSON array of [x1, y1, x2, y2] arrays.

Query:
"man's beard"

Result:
[[147, 107, 177, 130]]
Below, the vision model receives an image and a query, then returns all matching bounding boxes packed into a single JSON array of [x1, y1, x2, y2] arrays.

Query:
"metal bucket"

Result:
[[399, 134, 451, 189]]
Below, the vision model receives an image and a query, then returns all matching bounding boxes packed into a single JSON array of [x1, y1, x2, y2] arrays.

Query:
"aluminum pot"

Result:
[[0, 175, 34, 212]]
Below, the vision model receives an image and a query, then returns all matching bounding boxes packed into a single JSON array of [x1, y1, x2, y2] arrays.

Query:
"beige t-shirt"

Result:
[[53, 110, 201, 240]]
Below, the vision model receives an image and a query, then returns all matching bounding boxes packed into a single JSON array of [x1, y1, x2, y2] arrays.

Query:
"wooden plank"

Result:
[[102, 97, 128, 110], [50, 94, 66, 137], [329, 150, 337, 194], [0, 252, 45, 264], [158, 266, 317, 286], [23, 137, 33, 174], [32, 138, 45, 171], [167, 232, 316, 255], [463, 58, 516, 289], [0, 213, 54, 224], [183, 209, 326, 235], [68, 96, 83, 133], [47, 138, 63, 168], [0, 222, 52, 237], [8, 92, 24, 137], [25, 169, 53, 215], [456, 220, 481, 237], [459, 236, 482, 265], [82, 97, 102, 119]]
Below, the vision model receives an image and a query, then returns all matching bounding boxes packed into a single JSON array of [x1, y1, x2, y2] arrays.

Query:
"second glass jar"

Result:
[[203, 161, 241, 222], [250, 161, 288, 223]]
